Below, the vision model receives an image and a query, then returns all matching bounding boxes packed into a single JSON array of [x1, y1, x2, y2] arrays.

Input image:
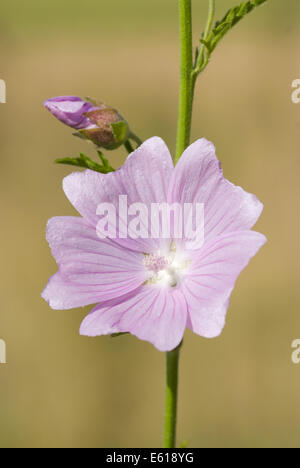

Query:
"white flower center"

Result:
[[143, 245, 190, 288]]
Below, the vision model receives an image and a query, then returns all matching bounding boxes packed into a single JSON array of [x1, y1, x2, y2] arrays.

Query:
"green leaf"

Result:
[[194, 0, 267, 75], [97, 151, 110, 169], [55, 152, 115, 174], [111, 121, 129, 144], [204, 0, 267, 53]]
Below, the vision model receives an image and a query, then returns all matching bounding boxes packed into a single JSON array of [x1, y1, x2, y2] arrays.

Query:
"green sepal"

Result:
[[110, 332, 130, 338], [84, 97, 104, 107], [111, 121, 130, 145], [72, 131, 88, 140]]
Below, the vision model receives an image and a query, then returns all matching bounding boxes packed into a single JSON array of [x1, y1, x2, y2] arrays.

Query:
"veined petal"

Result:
[[168, 139, 263, 248], [63, 137, 174, 253], [42, 216, 147, 309], [42, 271, 123, 310], [80, 285, 187, 352], [182, 230, 266, 338]]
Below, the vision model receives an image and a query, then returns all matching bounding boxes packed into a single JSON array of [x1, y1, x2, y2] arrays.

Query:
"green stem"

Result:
[[163, 0, 194, 449], [129, 131, 143, 147], [124, 140, 135, 154], [163, 344, 182, 448], [174, 0, 194, 164], [192, 0, 215, 91]]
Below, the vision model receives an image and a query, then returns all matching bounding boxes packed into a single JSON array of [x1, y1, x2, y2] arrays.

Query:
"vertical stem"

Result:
[[175, 0, 194, 164], [163, 0, 193, 449], [163, 345, 181, 448]]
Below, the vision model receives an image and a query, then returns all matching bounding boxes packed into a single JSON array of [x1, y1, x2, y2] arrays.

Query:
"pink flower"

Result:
[[42, 137, 266, 351]]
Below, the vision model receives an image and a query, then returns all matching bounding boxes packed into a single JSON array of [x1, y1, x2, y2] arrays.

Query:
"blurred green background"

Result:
[[0, 0, 300, 448]]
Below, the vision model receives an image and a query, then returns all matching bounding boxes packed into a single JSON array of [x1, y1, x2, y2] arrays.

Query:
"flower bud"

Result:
[[44, 96, 130, 150], [44, 96, 98, 130], [80, 106, 130, 150]]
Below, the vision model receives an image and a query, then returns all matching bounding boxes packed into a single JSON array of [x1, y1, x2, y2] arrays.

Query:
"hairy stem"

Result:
[[163, 344, 182, 448], [174, 0, 194, 164], [163, 0, 194, 449]]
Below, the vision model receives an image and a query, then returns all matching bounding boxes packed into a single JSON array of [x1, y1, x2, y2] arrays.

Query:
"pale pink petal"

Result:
[[42, 216, 146, 309], [42, 272, 105, 310], [168, 139, 263, 248], [185, 297, 231, 339], [63, 137, 174, 253], [80, 286, 187, 352], [182, 231, 266, 338]]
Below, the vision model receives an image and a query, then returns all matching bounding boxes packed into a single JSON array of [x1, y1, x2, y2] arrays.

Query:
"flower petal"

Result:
[[42, 216, 146, 309], [80, 285, 187, 352], [44, 96, 97, 129], [168, 139, 263, 248], [42, 272, 104, 310], [63, 137, 174, 253], [183, 230, 266, 338]]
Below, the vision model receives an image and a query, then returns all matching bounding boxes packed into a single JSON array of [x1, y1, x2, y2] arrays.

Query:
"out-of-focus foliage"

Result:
[[0, 0, 300, 449]]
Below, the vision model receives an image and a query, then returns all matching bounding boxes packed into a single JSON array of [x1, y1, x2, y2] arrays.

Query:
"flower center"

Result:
[[143, 245, 190, 288]]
